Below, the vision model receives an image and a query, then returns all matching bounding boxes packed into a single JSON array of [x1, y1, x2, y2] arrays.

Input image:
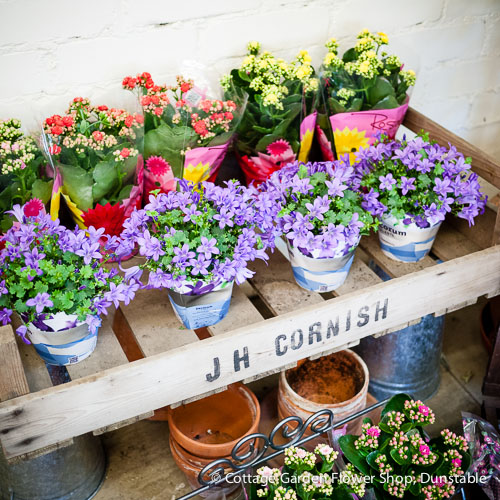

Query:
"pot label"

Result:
[[168, 282, 234, 329]]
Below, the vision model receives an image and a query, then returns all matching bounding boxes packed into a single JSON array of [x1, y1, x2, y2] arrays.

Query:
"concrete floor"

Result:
[[93, 300, 490, 500]]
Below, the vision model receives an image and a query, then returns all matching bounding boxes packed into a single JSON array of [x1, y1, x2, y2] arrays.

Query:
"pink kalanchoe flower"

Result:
[[418, 404, 430, 416], [296, 448, 307, 459], [419, 444, 430, 456], [367, 426, 381, 437], [23, 198, 45, 217], [267, 139, 292, 159], [146, 156, 171, 176], [452, 458, 462, 467]]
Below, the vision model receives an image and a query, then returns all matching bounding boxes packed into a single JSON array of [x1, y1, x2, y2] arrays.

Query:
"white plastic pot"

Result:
[[287, 241, 356, 292], [378, 215, 442, 263], [26, 312, 99, 366], [167, 281, 234, 329]]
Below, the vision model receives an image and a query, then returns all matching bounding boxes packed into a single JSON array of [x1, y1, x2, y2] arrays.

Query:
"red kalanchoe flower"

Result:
[[82, 202, 127, 238], [154, 107, 163, 116], [23, 198, 45, 217], [97, 105, 108, 111], [124, 115, 134, 127], [120, 148, 130, 158], [194, 120, 207, 136], [146, 156, 171, 176], [51, 125, 63, 135], [92, 131, 104, 142], [49, 144, 61, 155], [180, 82, 191, 93]]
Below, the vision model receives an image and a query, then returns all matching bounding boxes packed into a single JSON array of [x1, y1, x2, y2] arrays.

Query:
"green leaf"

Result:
[[347, 97, 363, 112], [328, 96, 346, 114], [342, 47, 357, 63], [381, 393, 411, 417], [367, 77, 396, 106], [366, 450, 381, 470], [339, 435, 371, 475], [372, 95, 400, 110], [390, 447, 410, 465], [59, 163, 94, 210], [31, 179, 53, 204], [92, 160, 119, 202]]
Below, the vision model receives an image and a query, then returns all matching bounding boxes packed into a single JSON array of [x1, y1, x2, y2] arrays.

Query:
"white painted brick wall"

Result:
[[0, 0, 499, 158]]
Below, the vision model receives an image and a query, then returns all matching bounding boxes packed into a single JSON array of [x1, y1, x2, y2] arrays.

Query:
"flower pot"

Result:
[[168, 383, 260, 459], [378, 215, 442, 263], [287, 241, 356, 292], [168, 383, 259, 498], [278, 350, 369, 443], [169, 436, 244, 499], [26, 312, 99, 366], [167, 281, 234, 329]]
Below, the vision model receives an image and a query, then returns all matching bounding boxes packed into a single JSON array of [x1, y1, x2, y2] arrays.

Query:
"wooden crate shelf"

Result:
[[0, 108, 499, 462]]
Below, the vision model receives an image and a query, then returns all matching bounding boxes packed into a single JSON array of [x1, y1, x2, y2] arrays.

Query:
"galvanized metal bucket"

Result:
[[0, 434, 106, 500], [354, 313, 444, 401]]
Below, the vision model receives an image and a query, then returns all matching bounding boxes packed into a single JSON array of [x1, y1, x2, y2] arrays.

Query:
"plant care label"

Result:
[[379, 215, 442, 262], [204, 298, 388, 383], [168, 282, 234, 329]]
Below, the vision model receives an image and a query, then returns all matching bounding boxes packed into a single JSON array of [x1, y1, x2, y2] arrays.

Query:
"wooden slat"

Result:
[[432, 223, 481, 261], [448, 206, 497, 250], [403, 107, 500, 189], [65, 315, 128, 379], [63, 316, 155, 434], [118, 287, 199, 357], [10, 314, 52, 393], [360, 233, 436, 279], [1, 246, 499, 459], [207, 286, 263, 336], [249, 250, 324, 315], [334, 254, 381, 295], [0, 325, 30, 403]]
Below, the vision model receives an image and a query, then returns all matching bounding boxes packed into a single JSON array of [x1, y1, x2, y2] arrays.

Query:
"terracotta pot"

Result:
[[168, 383, 260, 459], [169, 435, 244, 499], [278, 350, 369, 439]]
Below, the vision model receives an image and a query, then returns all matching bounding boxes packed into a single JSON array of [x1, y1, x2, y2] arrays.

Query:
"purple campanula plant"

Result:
[[358, 133, 488, 228], [117, 180, 270, 293], [0, 204, 139, 344], [257, 159, 378, 259]]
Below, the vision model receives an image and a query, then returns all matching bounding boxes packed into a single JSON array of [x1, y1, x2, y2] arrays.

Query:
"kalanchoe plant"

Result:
[[42, 97, 144, 236], [339, 393, 472, 500], [0, 119, 53, 231], [221, 42, 319, 184], [258, 159, 378, 258], [321, 31, 416, 113], [123, 72, 242, 191], [115, 180, 270, 292], [247, 444, 364, 500], [358, 134, 488, 227], [0, 205, 140, 343]]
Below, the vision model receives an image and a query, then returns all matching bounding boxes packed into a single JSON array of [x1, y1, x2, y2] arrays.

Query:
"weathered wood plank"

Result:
[[92, 411, 155, 435], [0, 246, 499, 458], [10, 314, 53, 393], [360, 233, 436, 279], [117, 287, 199, 357], [448, 206, 497, 250], [249, 250, 324, 316], [334, 253, 381, 295], [0, 325, 30, 403], [66, 315, 128, 380], [403, 107, 500, 189], [207, 286, 263, 336], [432, 223, 481, 261]]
